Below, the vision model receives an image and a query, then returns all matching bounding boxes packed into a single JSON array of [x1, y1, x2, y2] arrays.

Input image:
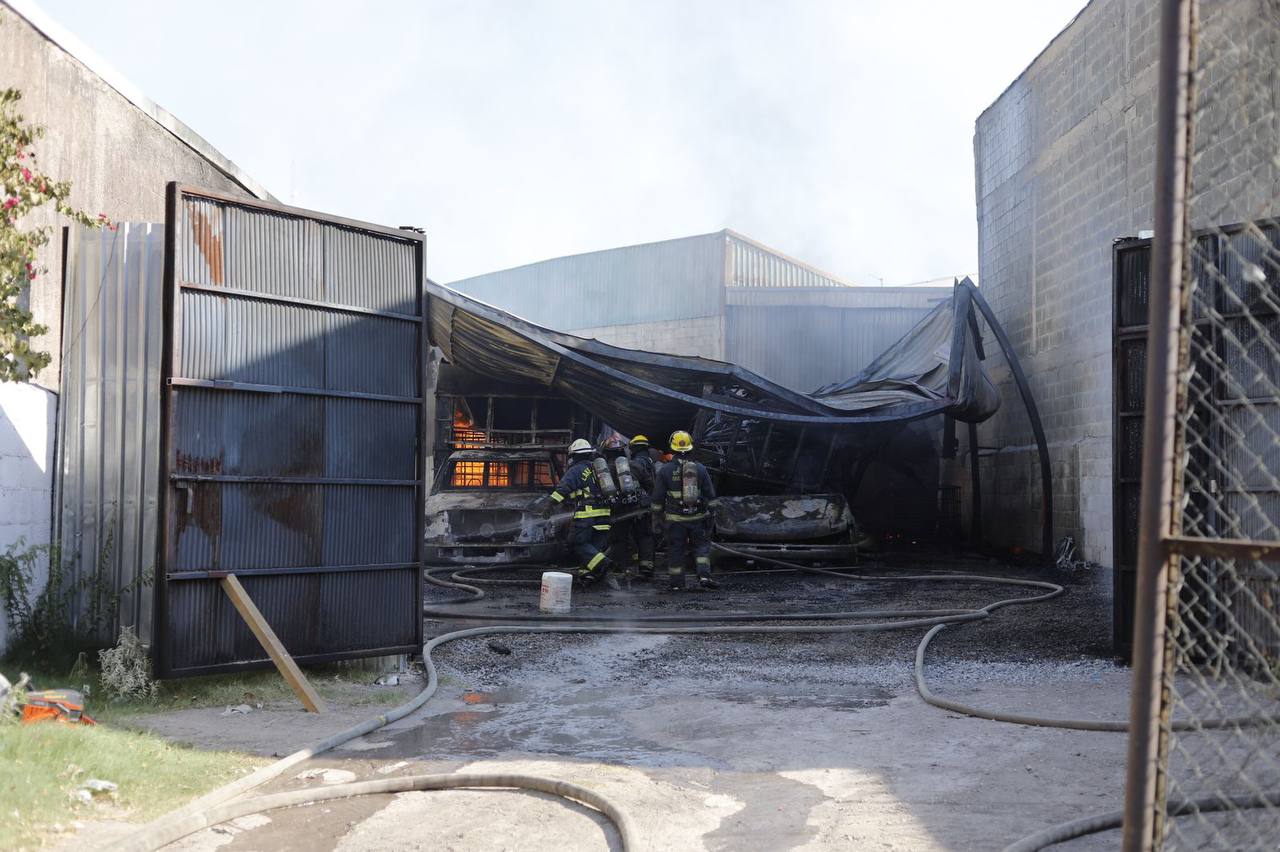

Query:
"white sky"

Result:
[[40, 0, 1085, 285]]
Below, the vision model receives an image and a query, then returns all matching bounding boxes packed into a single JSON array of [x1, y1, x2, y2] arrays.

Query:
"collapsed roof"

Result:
[[425, 276, 1000, 439]]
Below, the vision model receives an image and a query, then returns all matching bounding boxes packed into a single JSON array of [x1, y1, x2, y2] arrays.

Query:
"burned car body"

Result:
[[424, 450, 568, 564], [711, 494, 860, 562]]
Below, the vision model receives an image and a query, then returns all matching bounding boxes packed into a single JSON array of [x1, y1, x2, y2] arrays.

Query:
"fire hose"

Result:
[[109, 551, 1277, 852]]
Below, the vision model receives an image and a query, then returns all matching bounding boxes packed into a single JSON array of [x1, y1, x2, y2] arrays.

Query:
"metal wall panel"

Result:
[[447, 232, 724, 329], [725, 303, 942, 393], [157, 185, 426, 677], [57, 223, 166, 643]]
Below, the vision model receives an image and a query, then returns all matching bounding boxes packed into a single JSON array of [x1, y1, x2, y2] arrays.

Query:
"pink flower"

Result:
[[28, 271, 36, 280], [20, 167, 31, 183], [3, 198, 17, 209]]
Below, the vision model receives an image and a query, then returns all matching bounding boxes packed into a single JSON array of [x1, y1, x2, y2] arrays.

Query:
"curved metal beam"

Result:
[[959, 277, 1054, 563]]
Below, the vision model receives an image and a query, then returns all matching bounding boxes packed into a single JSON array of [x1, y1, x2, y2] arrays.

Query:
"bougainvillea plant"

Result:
[[1, 87, 110, 382]]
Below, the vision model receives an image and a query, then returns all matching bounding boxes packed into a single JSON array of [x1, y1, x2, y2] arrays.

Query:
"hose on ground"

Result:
[[112, 549, 1278, 851], [1001, 791, 1280, 852], [710, 545, 1280, 732], [114, 566, 1057, 851], [119, 773, 636, 852]]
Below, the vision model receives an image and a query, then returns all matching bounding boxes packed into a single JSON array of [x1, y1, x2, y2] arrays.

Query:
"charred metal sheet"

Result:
[[712, 494, 854, 543], [156, 185, 427, 678]]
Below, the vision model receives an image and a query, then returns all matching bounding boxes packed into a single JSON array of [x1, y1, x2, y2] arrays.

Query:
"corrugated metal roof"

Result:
[[724, 230, 857, 288], [448, 232, 725, 329]]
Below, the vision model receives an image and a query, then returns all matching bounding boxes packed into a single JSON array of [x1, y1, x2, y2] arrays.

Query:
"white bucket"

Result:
[[539, 571, 573, 614]]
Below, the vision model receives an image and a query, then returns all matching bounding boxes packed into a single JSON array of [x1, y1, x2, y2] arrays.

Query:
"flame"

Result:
[[452, 402, 486, 486]]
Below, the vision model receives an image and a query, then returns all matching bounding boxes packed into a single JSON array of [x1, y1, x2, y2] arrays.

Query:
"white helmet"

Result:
[[568, 438, 593, 456]]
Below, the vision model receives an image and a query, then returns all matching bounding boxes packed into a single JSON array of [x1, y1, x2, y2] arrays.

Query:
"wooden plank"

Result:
[[219, 574, 326, 713]]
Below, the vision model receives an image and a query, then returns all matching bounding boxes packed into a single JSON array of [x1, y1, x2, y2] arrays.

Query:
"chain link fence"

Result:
[[1138, 0, 1280, 847]]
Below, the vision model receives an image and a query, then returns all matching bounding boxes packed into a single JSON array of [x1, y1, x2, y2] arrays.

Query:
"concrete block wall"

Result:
[[972, 0, 1277, 565], [3, 3, 258, 386], [0, 383, 55, 656], [567, 314, 725, 360]]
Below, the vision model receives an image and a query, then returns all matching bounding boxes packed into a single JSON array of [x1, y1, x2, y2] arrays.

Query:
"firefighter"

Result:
[[549, 438, 619, 589], [651, 430, 720, 591], [605, 434, 657, 579]]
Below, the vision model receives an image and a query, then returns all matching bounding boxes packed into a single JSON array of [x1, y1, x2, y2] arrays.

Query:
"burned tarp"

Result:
[[812, 282, 999, 422], [425, 276, 999, 439]]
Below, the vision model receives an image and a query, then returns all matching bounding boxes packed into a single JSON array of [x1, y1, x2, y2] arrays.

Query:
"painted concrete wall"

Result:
[[973, 0, 1279, 564], [566, 314, 725, 360], [0, 383, 55, 656], [1, 1, 267, 652], [3, 2, 261, 386]]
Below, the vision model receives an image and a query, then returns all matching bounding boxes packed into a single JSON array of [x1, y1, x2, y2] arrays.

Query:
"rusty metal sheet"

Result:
[[156, 185, 427, 678]]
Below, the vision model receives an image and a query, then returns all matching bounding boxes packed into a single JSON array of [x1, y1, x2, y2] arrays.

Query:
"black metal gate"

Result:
[[1113, 237, 1151, 659], [1112, 222, 1279, 659], [155, 185, 427, 677]]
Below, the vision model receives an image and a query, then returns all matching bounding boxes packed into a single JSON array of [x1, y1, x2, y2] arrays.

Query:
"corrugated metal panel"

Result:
[[725, 285, 952, 309], [725, 232, 855, 289], [57, 223, 165, 644], [447, 232, 724, 329], [724, 304, 939, 393], [157, 185, 427, 677], [163, 568, 418, 672]]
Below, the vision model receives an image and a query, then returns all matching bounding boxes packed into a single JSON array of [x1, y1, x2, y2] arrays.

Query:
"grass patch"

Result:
[[6, 661, 412, 725], [0, 721, 262, 850]]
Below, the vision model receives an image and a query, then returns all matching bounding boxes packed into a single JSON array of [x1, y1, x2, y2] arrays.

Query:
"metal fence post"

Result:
[[1121, 0, 1196, 848]]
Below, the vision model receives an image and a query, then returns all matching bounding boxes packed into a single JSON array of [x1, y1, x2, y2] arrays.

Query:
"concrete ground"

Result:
[[76, 553, 1277, 850]]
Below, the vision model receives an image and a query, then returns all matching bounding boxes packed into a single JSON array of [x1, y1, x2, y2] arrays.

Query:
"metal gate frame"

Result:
[[154, 184, 428, 677]]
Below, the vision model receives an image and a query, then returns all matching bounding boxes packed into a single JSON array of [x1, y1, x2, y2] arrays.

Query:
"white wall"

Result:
[[0, 382, 56, 656]]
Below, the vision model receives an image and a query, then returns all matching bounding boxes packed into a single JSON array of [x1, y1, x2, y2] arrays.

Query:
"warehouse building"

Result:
[[448, 229, 953, 394], [973, 0, 1278, 638]]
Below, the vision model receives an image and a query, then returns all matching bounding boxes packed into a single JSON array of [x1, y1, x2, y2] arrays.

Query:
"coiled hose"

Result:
[[109, 549, 1277, 851]]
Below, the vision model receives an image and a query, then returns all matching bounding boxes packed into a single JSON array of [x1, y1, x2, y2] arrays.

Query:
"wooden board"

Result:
[[219, 574, 326, 713]]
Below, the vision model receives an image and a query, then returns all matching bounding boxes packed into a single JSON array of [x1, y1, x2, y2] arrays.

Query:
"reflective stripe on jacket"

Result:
[[552, 459, 613, 521]]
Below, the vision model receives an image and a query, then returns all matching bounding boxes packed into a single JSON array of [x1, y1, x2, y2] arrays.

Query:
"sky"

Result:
[[39, 0, 1086, 286]]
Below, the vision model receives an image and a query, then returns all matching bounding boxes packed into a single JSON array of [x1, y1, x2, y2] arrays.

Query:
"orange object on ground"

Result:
[[20, 689, 96, 725]]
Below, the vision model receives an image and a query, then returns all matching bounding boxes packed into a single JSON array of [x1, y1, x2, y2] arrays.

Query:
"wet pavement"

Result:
[[135, 551, 1158, 851]]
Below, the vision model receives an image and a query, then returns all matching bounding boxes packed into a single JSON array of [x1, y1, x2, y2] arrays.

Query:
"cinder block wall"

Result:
[[973, 0, 1279, 565]]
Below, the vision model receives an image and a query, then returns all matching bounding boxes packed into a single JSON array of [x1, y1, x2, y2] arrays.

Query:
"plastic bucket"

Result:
[[539, 571, 573, 614]]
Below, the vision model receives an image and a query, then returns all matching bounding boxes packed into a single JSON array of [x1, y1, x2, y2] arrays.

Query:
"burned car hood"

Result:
[[425, 491, 562, 544], [712, 494, 854, 542]]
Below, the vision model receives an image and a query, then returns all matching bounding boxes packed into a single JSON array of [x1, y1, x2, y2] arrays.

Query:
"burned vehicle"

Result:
[[424, 450, 568, 564], [711, 493, 862, 563]]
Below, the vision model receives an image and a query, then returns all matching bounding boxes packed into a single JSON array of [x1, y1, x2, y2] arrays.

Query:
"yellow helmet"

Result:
[[669, 430, 694, 453], [630, 435, 649, 448]]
